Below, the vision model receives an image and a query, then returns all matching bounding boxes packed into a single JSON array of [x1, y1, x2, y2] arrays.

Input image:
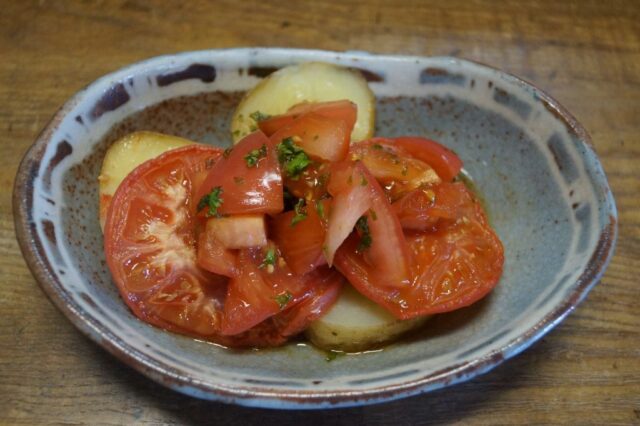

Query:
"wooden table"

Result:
[[1, 1, 638, 424]]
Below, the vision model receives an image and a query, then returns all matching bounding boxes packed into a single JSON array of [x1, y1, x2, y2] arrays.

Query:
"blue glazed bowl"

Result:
[[13, 48, 617, 408]]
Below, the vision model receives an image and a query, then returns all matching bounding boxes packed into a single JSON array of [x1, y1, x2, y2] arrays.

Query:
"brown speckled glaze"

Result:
[[13, 49, 617, 409]]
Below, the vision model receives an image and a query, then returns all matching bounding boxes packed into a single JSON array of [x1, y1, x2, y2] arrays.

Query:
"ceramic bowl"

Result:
[[13, 48, 617, 409]]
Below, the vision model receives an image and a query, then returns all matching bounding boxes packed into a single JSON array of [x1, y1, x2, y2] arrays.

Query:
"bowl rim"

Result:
[[13, 48, 618, 408]]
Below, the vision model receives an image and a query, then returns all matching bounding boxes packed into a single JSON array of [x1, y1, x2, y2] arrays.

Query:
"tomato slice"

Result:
[[270, 199, 328, 275], [195, 131, 283, 216], [391, 182, 469, 231], [104, 144, 229, 337], [372, 137, 463, 182], [335, 183, 504, 319], [259, 100, 357, 138], [350, 139, 441, 200], [220, 244, 334, 335], [270, 113, 351, 162], [326, 161, 411, 285], [282, 161, 331, 201]]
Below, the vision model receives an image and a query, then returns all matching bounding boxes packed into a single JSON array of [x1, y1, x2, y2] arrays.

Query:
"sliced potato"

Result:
[[231, 62, 375, 143], [306, 285, 429, 352], [98, 131, 193, 229]]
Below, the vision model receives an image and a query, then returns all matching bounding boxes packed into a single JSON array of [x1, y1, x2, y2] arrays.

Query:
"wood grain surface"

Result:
[[1, 0, 639, 424]]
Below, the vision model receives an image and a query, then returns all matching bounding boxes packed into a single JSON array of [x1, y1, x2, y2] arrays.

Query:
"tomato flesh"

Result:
[[195, 131, 283, 216], [104, 145, 228, 336], [270, 113, 351, 162], [350, 139, 441, 200], [392, 182, 469, 231], [221, 245, 333, 335], [205, 215, 267, 249], [270, 199, 328, 275]]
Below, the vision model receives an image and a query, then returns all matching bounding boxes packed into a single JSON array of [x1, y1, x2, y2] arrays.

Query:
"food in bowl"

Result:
[[99, 62, 504, 352]]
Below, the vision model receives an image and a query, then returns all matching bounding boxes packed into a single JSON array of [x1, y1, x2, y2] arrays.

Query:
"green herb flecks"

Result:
[[260, 247, 277, 269], [372, 143, 384, 150], [315, 200, 325, 219], [244, 143, 267, 168], [274, 291, 293, 310], [277, 137, 311, 180], [250, 110, 271, 123], [291, 198, 307, 226], [223, 146, 233, 158], [355, 215, 372, 252], [325, 350, 345, 362], [197, 186, 223, 217]]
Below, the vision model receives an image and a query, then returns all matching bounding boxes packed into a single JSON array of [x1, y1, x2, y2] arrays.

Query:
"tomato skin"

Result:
[[335, 183, 504, 319], [376, 137, 463, 182], [270, 199, 328, 275], [259, 100, 357, 138], [195, 131, 283, 216]]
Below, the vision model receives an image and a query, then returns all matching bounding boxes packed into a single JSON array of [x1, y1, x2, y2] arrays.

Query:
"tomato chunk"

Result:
[[196, 224, 238, 278], [270, 113, 351, 162], [205, 215, 267, 249], [195, 131, 283, 216], [259, 100, 357, 138], [221, 245, 334, 335], [326, 161, 411, 285], [350, 139, 441, 200], [270, 199, 328, 275]]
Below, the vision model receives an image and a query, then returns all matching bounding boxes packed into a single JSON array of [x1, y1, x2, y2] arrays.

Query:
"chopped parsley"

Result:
[[223, 146, 233, 158], [197, 187, 223, 217], [355, 216, 372, 252], [260, 247, 276, 269], [291, 198, 307, 226], [250, 110, 271, 123], [244, 143, 267, 168], [277, 137, 311, 179], [315, 200, 325, 219], [360, 174, 368, 186], [274, 291, 293, 310], [325, 350, 344, 362]]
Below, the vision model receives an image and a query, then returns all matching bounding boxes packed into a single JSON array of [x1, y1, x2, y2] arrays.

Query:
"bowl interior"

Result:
[[18, 49, 616, 407]]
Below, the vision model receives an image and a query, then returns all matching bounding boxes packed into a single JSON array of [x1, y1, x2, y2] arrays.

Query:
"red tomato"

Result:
[[282, 161, 331, 201], [195, 131, 283, 216], [259, 100, 357, 138], [391, 182, 469, 231], [375, 137, 463, 182], [104, 145, 229, 337], [335, 183, 504, 319], [270, 199, 328, 275], [326, 161, 411, 285], [196, 224, 238, 278], [270, 113, 351, 162], [220, 267, 344, 347], [350, 140, 441, 200], [220, 244, 334, 335]]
